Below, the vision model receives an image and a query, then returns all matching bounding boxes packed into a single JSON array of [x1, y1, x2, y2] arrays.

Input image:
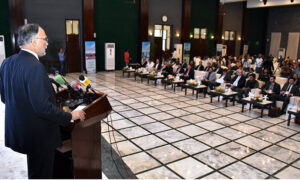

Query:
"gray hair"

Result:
[[17, 24, 39, 46]]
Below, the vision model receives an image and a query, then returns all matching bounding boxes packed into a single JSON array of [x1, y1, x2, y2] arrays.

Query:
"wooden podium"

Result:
[[55, 90, 112, 179]]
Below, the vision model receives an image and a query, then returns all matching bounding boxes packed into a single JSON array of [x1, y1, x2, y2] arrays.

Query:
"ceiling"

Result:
[[220, 0, 300, 8]]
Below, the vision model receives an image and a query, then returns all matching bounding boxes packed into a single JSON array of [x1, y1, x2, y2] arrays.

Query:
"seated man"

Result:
[[293, 73, 300, 87], [141, 58, 147, 68], [204, 62, 212, 71], [154, 59, 162, 71], [274, 78, 300, 114], [181, 64, 195, 83], [242, 74, 259, 98], [201, 67, 216, 90], [261, 75, 281, 106], [230, 69, 246, 101], [146, 59, 155, 69], [245, 68, 255, 78], [195, 61, 204, 71], [175, 64, 184, 75], [182, 59, 187, 69], [212, 69, 232, 88], [258, 69, 270, 83], [162, 62, 174, 78], [280, 63, 292, 78], [214, 63, 223, 74]]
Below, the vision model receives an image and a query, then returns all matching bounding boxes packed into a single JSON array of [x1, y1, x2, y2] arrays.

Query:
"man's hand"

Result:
[[71, 110, 86, 122]]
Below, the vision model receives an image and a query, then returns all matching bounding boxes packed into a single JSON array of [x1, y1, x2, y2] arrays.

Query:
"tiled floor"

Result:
[[1, 71, 300, 179]]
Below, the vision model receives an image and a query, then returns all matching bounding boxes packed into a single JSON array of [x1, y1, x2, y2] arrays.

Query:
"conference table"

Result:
[[240, 97, 273, 118], [208, 90, 238, 107], [163, 79, 184, 92], [182, 84, 207, 99]]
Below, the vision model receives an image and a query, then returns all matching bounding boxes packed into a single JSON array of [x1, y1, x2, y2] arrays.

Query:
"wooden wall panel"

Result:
[[9, 0, 23, 53], [138, 0, 148, 62], [181, 0, 191, 43], [215, 2, 224, 44], [82, 0, 94, 72]]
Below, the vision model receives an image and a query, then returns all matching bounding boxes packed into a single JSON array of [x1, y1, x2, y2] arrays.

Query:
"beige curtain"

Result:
[[286, 32, 300, 59], [269, 32, 281, 57]]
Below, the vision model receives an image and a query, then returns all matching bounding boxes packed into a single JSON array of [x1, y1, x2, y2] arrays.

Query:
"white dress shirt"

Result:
[[233, 76, 241, 87], [22, 48, 39, 60]]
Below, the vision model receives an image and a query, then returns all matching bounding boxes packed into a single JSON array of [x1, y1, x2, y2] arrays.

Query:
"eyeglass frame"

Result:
[[34, 37, 48, 43]]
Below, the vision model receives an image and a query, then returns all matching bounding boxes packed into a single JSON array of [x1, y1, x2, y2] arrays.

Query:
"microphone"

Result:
[[79, 75, 96, 93], [71, 81, 83, 92], [55, 74, 73, 93], [49, 77, 62, 92], [55, 75, 69, 86]]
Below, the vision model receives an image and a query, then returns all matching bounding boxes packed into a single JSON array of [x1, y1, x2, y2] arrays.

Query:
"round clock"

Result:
[[162, 15, 168, 23]]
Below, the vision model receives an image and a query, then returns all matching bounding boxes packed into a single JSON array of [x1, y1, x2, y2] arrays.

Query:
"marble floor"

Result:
[[1, 71, 300, 179]]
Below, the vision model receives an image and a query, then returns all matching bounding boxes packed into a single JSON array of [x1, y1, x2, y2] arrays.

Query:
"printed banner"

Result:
[[142, 41, 150, 62], [85, 41, 96, 73], [183, 42, 191, 63]]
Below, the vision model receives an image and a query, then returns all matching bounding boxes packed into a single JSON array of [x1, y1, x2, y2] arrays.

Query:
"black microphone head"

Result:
[[79, 75, 85, 81]]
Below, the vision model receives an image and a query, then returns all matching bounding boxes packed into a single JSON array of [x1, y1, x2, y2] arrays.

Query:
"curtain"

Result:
[[286, 32, 300, 59], [269, 32, 281, 57]]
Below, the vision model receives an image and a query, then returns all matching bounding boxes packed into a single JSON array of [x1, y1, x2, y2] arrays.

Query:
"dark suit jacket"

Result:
[[184, 68, 195, 79], [230, 75, 246, 88], [0, 50, 71, 154], [154, 63, 162, 70], [261, 82, 281, 95], [245, 80, 259, 89], [214, 67, 223, 74], [175, 67, 184, 74], [281, 83, 299, 96], [141, 61, 147, 68], [294, 79, 300, 87], [219, 73, 232, 83], [195, 65, 204, 71]]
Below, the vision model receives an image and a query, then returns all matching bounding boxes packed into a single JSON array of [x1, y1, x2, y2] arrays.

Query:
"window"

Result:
[[194, 28, 200, 39], [154, 25, 162, 37], [224, 30, 235, 41], [66, 20, 79, 35], [200, 28, 207, 39]]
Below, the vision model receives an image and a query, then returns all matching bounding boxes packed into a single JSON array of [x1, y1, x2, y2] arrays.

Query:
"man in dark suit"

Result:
[[181, 64, 195, 83], [154, 59, 162, 71], [274, 78, 299, 114], [293, 74, 300, 87], [230, 69, 246, 101], [261, 76, 281, 106], [175, 64, 184, 75], [212, 69, 231, 89], [214, 63, 223, 74], [242, 74, 259, 98], [195, 61, 204, 71], [162, 62, 174, 78], [0, 24, 86, 178], [204, 62, 212, 71]]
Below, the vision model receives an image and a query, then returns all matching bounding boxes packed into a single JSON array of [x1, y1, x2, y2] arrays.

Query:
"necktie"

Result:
[[287, 84, 291, 92]]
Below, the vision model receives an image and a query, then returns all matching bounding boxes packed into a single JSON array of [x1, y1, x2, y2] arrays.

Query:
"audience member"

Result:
[[201, 67, 216, 89]]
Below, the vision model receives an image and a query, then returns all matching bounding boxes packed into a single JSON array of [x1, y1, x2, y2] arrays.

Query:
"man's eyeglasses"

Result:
[[35, 37, 48, 43]]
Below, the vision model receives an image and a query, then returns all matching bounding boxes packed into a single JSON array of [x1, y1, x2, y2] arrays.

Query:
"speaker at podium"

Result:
[[54, 89, 112, 179]]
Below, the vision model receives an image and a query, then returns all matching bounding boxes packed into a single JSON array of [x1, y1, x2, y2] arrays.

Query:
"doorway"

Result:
[[223, 30, 236, 56], [193, 28, 208, 57], [65, 19, 81, 73], [154, 24, 172, 59]]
